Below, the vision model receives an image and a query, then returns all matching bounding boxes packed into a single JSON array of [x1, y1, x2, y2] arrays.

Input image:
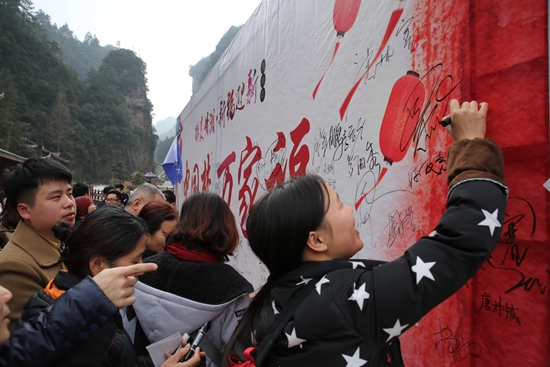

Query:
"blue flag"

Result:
[[162, 137, 183, 185]]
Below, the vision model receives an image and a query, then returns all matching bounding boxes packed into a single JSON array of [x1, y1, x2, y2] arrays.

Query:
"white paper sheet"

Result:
[[146, 333, 184, 367]]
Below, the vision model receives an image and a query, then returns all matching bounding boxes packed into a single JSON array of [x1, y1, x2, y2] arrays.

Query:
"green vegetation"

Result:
[[0, 0, 157, 182], [131, 170, 146, 186], [154, 135, 175, 164], [34, 10, 115, 80], [189, 25, 241, 95], [109, 160, 130, 182]]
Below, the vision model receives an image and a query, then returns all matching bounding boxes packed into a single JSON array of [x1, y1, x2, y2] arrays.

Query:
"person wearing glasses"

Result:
[[105, 189, 124, 208]]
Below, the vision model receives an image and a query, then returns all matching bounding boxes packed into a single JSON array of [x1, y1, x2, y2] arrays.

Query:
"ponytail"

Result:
[[222, 174, 328, 365], [222, 281, 274, 367]]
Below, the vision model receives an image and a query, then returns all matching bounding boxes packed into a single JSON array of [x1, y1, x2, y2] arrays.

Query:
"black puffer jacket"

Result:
[[21, 271, 152, 367], [259, 139, 508, 366], [0, 276, 118, 367]]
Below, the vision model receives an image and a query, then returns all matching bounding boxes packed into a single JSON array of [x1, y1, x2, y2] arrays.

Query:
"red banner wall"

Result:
[[402, 1, 549, 366]]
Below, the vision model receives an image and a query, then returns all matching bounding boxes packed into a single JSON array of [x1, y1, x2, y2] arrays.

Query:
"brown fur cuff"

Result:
[[447, 138, 505, 188]]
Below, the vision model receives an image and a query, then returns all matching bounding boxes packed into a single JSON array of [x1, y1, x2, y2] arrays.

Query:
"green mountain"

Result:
[[34, 10, 116, 80], [0, 0, 157, 182], [189, 25, 242, 95]]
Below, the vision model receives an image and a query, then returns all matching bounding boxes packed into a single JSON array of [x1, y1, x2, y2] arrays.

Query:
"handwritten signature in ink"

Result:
[[479, 293, 521, 325], [434, 318, 491, 362], [395, 16, 415, 52], [413, 64, 461, 155], [386, 206, 416, 248], [407, 151, 446, 188], [348, 140, 382, 178], [485, 197, 547, 295]]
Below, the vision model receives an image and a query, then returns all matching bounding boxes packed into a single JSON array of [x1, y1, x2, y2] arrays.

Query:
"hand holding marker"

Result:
[[182, 322, 210, 362], [440, 116, 452, 127]]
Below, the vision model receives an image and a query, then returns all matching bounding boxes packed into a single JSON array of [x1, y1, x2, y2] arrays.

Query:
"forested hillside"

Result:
[[0, 0, 157, 182], [34, 10, 115, 81], [189, 25, 241, 95]]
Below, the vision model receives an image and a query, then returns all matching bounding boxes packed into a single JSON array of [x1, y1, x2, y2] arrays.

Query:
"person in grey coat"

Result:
[[126, 191, 253, 367]]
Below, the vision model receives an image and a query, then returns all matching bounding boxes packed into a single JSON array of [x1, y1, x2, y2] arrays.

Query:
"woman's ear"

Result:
[[306, 229, 329, 253], [89, 256, 106, 277], [302, 229, 330, 262]]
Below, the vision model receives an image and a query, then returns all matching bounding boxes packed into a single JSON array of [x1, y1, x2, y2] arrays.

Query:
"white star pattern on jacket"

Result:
[[285, 327, 306, 348], [348, 283, 370, 310], [315, 275, 330, 295], [296, 276, 313, 285], [271, 300, 279, 315], [349, 261, 366, 269], [342, 347, 367, 367], [478, 208, 501, 235], [411, 256, 436, 284], [383, 319, 409, 342]]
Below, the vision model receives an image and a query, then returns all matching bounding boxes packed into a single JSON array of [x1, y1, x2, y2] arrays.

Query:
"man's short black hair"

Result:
[[162, 189, 176, 204], [106, 189, 122, 201], [73, 182, 90, 198], [0, 158, 72, 230], [114, 183, 124, 190], [103, 185, 116, 195]]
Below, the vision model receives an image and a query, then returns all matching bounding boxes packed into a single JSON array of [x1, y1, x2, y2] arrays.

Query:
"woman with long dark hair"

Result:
[[128, 192, 253, 367], [222, 100, 508, 366], [19, 206, 202, 367]]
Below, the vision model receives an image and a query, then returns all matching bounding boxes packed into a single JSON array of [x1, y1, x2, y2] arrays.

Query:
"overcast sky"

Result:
[[30, 0, 262, 124]]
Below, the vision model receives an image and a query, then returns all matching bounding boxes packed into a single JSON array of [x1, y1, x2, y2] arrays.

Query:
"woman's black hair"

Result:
[[53, 206, 147, 279], [162, 189, 176, 204], [222, 174, 329, 365], [248, 174, 328, 279]]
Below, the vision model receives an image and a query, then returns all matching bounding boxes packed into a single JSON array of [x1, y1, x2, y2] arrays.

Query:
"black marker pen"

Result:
[[182, 322, 210, 362], [440, 116, 452, 127]]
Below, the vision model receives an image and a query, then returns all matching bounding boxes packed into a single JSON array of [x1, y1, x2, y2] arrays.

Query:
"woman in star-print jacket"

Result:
[[223, 99, 507, 367]]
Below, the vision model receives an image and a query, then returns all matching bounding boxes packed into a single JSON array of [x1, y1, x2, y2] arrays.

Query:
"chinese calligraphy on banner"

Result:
[[173, 0, 549, 365]]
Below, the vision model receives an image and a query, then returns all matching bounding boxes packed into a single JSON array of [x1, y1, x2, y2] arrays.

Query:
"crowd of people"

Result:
[[0, 99, 507, 367]]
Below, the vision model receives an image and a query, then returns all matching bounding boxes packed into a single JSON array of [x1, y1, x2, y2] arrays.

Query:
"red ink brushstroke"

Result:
[[339, 7, 404, 119]]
